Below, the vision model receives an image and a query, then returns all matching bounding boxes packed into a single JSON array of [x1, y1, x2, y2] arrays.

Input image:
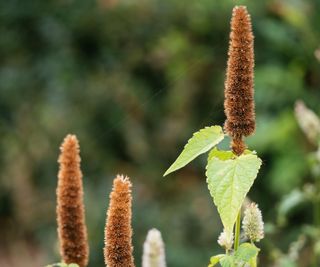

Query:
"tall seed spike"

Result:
[[224, 6, 256, 155], [57, 134, 89, 267], [104, 175, 135, 267]]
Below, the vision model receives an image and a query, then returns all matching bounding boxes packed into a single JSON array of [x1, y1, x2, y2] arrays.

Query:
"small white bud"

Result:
[[242, 203, 264, 242], [217, 229, 234, 250], [142, 228, 166, 267]]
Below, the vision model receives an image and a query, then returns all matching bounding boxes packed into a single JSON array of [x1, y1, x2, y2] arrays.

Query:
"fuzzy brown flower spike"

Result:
[[57, 134, 89, 267], [104, 175, 135, 267], [224, 6, 255, 155]]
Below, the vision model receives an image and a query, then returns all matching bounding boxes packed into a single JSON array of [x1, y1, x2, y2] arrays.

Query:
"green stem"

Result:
[[314, 198, 320, 227], [234, 210, 241, 251], [313, 177, 320, 266], [315, 177, 320, 226]]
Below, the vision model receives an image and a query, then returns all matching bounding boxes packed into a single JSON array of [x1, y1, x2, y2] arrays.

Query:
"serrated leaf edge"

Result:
[[206, 153, 262, 233]]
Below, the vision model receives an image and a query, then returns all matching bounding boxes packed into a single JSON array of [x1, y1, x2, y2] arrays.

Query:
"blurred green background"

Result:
[[1, 0, 320, 266]]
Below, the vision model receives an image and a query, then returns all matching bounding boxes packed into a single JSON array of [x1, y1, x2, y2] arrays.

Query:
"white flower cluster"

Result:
[[217, 229, 234, 250], [242, 202, 264, 242], [142, 228, 166, 267]]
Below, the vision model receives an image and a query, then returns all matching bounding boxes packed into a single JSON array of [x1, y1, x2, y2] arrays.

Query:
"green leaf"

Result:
[[164, 126, 224, 176], [208, 254, 225, 267], [234, 243, 260, 263], [219, 255, 235, 267], [208, 148, 235, 161], [208, 148, 256, 162], [249, 255, 258, 267], [206, 151, 262, 234]]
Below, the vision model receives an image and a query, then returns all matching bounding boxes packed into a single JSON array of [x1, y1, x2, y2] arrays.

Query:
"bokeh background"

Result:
[[1, 0, 320, 266]]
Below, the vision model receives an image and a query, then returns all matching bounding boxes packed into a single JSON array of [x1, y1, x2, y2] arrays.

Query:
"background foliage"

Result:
[[0, 0, 320, 266]]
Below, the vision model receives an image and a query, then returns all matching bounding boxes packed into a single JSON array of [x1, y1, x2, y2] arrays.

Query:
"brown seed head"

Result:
[[231, 137, 247, 156], [56, 134, 89, 267], [224, 6, 256, 154], [104, 175, 135, 267]]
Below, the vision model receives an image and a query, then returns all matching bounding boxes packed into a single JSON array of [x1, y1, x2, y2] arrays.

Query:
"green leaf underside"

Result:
[[164, 126, 224, 176], [234, 243, 260, 263], [219, 255, 234, 267], [206, 150, 262, 234], [208, 254, 225, 267]]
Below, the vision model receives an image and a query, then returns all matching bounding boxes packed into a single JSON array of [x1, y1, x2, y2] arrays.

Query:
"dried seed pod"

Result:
[[57, 134, 89, 267], [224, 6, 256, 154], [104, 175, 135, 267]]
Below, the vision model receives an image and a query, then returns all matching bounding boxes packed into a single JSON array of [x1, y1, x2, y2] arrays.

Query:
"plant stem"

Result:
[[314, 198, 320, 227], [313, 177, 320, 266], [315, 177, 320, 226], [234, 210, 241, 251]]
